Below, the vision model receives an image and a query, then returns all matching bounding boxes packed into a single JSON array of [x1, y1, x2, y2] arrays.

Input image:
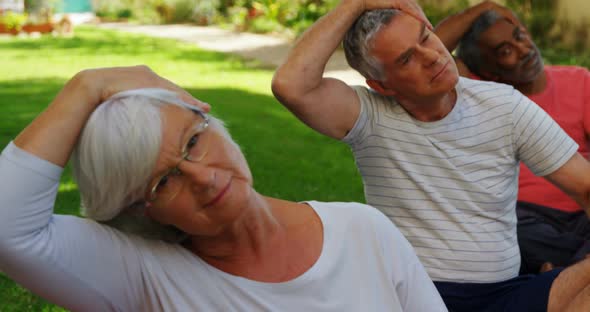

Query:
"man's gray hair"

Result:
[[71, 88, 226, 243], [343, 9, 401, 81], [457, 10, 503, 77]]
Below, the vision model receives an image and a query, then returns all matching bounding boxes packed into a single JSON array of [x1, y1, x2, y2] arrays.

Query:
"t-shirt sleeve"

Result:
[[512, 90, 579, 176], [583, 68, 590, 137], [341, 86, 376, 148], [0, 142, 146, 311], [369, 206, 448, 312]]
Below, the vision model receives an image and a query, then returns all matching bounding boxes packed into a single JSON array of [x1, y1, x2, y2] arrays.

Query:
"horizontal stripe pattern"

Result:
[[343, 78, 578, 283]]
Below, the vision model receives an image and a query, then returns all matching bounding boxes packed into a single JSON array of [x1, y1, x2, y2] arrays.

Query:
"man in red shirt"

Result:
[[435, 1, 590, 274]]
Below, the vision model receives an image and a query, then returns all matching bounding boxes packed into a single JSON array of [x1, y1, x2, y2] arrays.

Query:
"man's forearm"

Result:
[[273, 0, 364, 97], [434, 1, 497, 52]]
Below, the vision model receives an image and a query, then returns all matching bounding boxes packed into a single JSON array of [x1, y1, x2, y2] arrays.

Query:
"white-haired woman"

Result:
[[0, 66, 446, 311]]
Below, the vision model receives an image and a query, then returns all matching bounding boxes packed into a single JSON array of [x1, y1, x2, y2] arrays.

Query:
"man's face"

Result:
[[477, 19, 544, 84], [368, 13, 459, 100]]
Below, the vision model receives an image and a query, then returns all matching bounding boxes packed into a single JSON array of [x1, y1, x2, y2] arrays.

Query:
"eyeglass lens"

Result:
[[148, 112, 210, 206]]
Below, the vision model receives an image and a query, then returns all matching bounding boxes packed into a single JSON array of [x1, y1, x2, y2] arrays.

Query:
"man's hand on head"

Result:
[[361, 0, 432, 29], [481, 1, 521, 27]]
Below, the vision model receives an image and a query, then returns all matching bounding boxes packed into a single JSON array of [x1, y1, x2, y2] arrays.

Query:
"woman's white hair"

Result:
[[71, 88, 233, 242], [72, 88, 198, 221], [71, 88, 219, 242]]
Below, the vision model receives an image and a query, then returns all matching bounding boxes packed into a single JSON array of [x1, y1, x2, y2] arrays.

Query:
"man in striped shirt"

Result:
[[434, 1, 590, 276], [273, 0, 590, 311]]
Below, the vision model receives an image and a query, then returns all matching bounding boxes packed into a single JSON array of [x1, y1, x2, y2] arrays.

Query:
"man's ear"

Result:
[[366, 79, 397, 96]]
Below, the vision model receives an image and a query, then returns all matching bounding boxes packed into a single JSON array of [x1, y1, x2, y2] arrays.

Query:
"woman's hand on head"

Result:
[[13, 66, 209, 168], [79, 65, 211, 113]]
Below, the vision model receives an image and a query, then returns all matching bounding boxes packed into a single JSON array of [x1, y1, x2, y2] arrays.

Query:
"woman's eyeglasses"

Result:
[[147, 109, 210, 208]]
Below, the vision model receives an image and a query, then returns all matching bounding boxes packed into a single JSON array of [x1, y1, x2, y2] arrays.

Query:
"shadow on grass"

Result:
[[0, 78, 364, 200], [0, 77, 67, 149], [0, 79, 364, 202], [183, 86, 364, 202], [0, 24, 365, 311], [0, 83, 363, 311]]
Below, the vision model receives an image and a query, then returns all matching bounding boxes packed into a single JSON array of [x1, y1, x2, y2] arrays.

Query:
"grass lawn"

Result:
[[0, 26, 365, 311], [1, 26, 589, 311]]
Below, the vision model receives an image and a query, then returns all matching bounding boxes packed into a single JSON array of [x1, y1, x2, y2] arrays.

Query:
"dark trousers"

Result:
[[517, 201, 590, 274]]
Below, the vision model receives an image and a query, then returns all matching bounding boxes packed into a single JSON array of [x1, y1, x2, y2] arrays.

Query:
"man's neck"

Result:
[[513, 69, 547, 95], [398, 89, 458, 122]]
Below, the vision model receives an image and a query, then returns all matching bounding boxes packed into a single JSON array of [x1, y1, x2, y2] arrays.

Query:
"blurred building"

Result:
[[61, 0, 91, 13], [0, 0, 24, 12]]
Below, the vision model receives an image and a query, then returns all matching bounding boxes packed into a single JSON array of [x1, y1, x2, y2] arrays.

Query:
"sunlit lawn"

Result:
[[2, 24, 589, 311], [0, 26, 365, 311]]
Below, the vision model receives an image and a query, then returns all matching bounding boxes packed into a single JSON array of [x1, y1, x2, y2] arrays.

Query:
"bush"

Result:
[[92, 0, 221, 25], [86, 0, 590, 52], [250, 15, 283, 33], [25, 0, 62, 14], [504, 0, 557, 48], [191, 0, 221, 25], [286, 0, 339, 35], [421, 0, 470, 27], [219, 0, 338, 36], [24, 0, 62, 24], [92, 0, 135, 21], [153, 0, 221, 25], [0, 12, 28, 31]]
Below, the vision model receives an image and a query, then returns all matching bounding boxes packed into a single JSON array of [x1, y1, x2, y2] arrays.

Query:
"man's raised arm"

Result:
[[272, 0, 428, 140], [434, 1, 519, 77], [272, 0, 365, 140]]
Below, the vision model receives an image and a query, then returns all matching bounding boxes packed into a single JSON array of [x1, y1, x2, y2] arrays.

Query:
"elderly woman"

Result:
[[0, 66, 446, 311]]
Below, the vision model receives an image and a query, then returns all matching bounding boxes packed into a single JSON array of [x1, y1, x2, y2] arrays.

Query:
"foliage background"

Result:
[[87, 0, 590, 54]]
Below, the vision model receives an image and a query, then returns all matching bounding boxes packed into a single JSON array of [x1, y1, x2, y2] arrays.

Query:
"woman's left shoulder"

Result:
[[304, 201, 390, 228]]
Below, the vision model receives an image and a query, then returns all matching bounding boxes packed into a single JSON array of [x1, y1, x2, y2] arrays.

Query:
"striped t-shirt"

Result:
[[343, 77, 578, 283]]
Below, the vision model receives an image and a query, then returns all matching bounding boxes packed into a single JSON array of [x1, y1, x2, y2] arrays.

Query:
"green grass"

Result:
[[542, 46, 590, 68], [0, 26, 365, 311], [2, 25, 589, 311]]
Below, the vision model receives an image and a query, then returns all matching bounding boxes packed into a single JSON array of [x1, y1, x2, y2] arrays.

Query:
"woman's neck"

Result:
[[187, 193, 282, 260], [186, 196, 323, 282]]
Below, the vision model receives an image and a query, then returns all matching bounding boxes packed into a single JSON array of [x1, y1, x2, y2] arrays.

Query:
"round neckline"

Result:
[[195, 201, 329, 289], [409, 82, 463, 129]]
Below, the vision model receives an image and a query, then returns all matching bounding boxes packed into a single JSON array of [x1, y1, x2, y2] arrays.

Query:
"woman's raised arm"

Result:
[[14, 65, 209, 167], [0, 66, 210, 310]]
